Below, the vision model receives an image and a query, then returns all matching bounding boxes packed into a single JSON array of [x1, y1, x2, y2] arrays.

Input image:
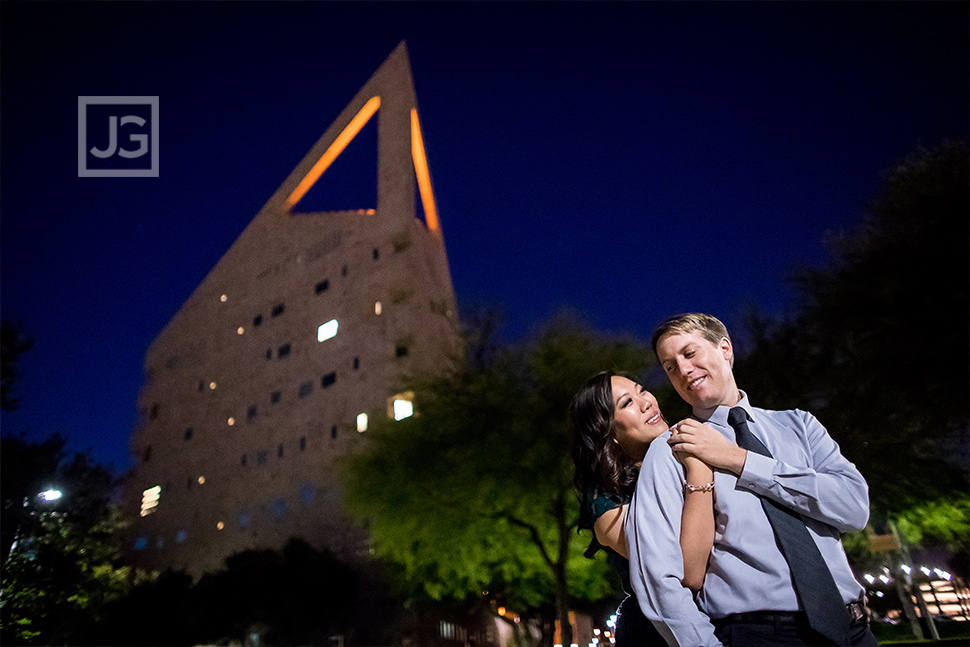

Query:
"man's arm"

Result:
[[627, 436, 721, 647], [737, 410, 869, 532]]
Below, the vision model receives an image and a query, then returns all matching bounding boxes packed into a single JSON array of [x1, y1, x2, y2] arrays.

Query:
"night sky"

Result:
[[2, 1, 967, 474]]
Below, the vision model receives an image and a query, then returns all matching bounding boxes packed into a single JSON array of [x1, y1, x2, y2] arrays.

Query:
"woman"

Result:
[[571, 371, 716, 645]]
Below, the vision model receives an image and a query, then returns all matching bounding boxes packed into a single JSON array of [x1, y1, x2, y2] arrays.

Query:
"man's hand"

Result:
[[668, 419, 747, 476]]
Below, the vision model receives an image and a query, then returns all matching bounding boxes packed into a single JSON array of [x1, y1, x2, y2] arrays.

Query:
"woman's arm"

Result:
[[679, 455, 715, 592], [593, 504, 628, 558]]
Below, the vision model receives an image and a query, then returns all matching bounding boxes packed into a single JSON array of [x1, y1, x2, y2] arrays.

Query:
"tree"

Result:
[[342, 314, 654, 645], [0, 436, 134, 645], [1, 320, 34, 411], [735, 142, 969, 548]]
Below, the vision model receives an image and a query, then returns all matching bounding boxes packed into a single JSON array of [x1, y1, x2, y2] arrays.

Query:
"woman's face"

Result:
[[610, 376, 667, 459]]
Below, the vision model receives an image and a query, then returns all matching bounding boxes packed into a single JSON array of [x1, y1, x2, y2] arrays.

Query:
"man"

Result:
[[627, 313, 877, 646]]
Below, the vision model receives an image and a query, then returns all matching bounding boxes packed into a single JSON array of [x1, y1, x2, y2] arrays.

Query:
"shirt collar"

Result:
[[693, 390, 751, 427]]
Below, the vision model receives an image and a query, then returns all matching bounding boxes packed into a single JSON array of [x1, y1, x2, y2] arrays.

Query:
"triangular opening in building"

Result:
[[288, 104, 378, 214]]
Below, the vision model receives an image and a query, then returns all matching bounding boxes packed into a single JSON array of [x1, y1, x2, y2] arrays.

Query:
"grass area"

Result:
[[872, 618, 969, 645]]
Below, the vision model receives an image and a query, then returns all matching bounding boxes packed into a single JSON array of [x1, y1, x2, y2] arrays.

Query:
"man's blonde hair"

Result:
[[651, 313, 733, 367]]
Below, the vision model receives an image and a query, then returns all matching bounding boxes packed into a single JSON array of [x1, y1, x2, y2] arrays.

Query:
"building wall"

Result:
[[125, 42, 458, 577]]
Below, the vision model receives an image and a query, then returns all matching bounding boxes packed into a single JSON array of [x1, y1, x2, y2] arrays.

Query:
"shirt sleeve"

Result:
[[627, 434, 721, 647], [736, 410, 870, 533]]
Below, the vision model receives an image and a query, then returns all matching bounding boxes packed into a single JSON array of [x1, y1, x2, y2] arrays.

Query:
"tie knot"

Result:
[[728, 407, 747, 427]]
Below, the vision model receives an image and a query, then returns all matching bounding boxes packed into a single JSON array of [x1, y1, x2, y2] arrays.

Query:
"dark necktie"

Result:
[[727, 407, 851, 646]]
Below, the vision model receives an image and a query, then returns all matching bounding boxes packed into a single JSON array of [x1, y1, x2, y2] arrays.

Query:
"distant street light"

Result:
[[39, 490, 62, 502]]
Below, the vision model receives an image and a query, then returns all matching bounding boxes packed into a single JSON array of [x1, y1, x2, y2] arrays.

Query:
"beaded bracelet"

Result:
[[684, 481, 715, 494]]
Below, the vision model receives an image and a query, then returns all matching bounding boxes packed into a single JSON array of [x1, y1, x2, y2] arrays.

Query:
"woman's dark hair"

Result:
[[570, 371, 642, 554]]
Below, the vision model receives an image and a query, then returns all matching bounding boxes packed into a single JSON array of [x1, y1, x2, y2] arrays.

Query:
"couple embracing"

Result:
[[572, 313, 878, 647]]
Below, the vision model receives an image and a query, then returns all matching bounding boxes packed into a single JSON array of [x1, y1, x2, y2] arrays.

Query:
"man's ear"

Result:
[[719, 337, 733, 363]]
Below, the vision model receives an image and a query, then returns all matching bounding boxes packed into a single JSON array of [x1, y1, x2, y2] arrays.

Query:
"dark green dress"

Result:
[[583, 487, 666, 647]]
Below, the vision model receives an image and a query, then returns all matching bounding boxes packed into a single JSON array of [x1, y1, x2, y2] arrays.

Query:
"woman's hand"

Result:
[[668, 419, 747, 476]]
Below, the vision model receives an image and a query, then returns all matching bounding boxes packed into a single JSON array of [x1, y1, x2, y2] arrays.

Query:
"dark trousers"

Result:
[[712, 611, 878, 647], [613, 596, 668, 647]]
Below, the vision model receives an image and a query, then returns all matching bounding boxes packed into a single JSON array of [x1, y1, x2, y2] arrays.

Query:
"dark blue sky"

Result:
[[2, 1, 967, 473]]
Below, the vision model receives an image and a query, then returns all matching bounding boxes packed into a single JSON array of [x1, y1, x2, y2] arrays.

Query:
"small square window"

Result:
[[300, 436, 307, 451], [396, 345, 409, 358], [266, 348, 272, 360], [149, 404, 159, 420], [184, 427, 193, 441], [257, 450, 268, 465], [253, 314, 263, 327], [271, 303, 285, 318], [271, 391, 282, 404], [175, 529, 187, 544], [373, 247, 380, 260], [341, 265, 348, 276], [321, 372, 337, 388], [143, 446, 152, 462], [315, 279, 329, 294], [353, 357, 360, 370], [278, 443, 284, 458], [317, 319, 338, 342], [298, 381, 313, 398], [278, 343, 291, 359], [241, 454, 247, 466], [331, 424, 337, 439], [247, 405, 257, 421]]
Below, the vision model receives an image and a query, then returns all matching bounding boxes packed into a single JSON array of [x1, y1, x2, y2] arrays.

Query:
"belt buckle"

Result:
[[847, 599, 867, 623]]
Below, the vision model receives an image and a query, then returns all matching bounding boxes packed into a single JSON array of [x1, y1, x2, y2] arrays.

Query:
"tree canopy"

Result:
[[342, 314, 654, 642], [735, 141, 969, 538]]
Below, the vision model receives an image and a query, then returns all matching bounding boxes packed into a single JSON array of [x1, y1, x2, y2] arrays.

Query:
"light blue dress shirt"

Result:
[[627, 392, 869, 647]]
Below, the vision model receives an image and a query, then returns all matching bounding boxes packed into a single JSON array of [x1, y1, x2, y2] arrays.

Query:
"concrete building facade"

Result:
[[125, 42, 458, 577]]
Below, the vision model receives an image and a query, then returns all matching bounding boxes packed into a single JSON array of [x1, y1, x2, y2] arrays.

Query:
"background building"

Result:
[[125, 42, 458, 577]]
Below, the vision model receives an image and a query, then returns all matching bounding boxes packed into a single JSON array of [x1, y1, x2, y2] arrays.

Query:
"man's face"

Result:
[[656, 330, 738, 410]]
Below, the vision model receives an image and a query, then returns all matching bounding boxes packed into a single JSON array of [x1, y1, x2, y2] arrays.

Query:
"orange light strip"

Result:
[[410, 109, 440, 234], [286, 96, 381, 209]]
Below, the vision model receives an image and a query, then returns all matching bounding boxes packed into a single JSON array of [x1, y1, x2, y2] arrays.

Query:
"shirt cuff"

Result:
[[737, 451, 775, 491]]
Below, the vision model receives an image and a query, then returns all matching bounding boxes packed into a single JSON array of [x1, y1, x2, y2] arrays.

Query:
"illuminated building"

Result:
[[125, 42, 457, 576]]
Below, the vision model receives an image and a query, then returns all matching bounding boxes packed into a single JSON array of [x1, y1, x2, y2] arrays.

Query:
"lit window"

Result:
[[209, 382, 217, 390], [220, 294, 228, 302], [175, 529, 187, 544], [140, 486, 161, 517], [272, 498, 286, 520], [134, 536, 148, 550], [227, 417, 235, 426], [388, 391, 415, 421], [238, 510, 250, 528], [237, 326, 245, 335], [374, 301, 382, 315], [317, 319, 338, 342], [357, 413, 368, 433], [198, 476, 206, 485], [216, 521, 225, 530]]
